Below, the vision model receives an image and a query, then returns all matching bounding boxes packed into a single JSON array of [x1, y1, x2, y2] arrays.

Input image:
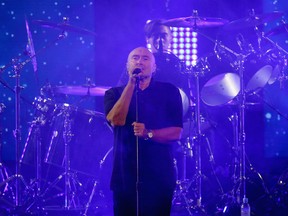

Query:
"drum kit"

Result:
[[0, 17, 113, 215], [0, 8, 287, 216], [162, 9, 288, 215]]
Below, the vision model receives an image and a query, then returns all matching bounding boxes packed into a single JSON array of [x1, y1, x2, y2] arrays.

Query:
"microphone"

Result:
[[133, 68, 141, 86], [133, 68, 141, 75]]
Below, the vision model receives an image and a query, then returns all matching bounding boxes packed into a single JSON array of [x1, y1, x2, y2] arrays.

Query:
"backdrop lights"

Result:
[[171, 27, 198, 66]]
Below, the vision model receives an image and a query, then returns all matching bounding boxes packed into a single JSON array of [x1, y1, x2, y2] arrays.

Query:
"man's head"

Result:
[[126, 47, 156, 79], [144, 19, 172, 53]]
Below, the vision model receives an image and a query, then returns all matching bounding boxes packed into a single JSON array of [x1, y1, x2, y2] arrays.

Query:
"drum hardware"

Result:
[[162, 10, 229, 28], [218, 111, 270, 214], [19, 117, 45, 213], [0, 55, 32, 210], [0, 18, 72, 212], [40, 105, 83, 210], [222, 10, 284, 31], [0, 18, 38, 208], [190, 33, 238, 213], [172, 137, 194, 215], [32, 17, 97, 36], [53, 85, 110, 97], [83, 146, 113, 216], [201, 31, 272, 212], [174, 46, 213, 214], [164, 10, 231, 214]]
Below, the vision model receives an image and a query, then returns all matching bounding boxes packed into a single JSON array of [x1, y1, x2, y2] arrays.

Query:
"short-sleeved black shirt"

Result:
[[104, 80, 183, 192]]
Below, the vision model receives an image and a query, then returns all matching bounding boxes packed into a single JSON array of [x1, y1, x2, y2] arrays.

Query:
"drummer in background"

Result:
[[144, 19, 187, 89], [117, 19, 188, 95]]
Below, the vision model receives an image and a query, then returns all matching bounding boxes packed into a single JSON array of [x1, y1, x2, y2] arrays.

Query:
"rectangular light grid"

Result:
[[170, 27, 198, 67]]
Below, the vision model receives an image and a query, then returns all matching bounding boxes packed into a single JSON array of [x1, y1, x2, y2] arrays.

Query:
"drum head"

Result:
[[201, 73, 240, 106]]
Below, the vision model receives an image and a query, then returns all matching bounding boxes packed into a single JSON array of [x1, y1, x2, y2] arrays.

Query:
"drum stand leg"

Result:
[[19, 119, 45, 214], [83, 180, 99, 216], [0, 166, 30, 210], [83, 146, 113, 216], [41, 109, 83, 211], [0, 61, 30, 213], [189, 72, 207, 214], [172, 138, 194, 215]]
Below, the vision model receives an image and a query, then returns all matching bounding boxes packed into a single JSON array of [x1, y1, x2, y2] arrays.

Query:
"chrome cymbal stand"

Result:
[[173, 59, 209, 215], [191, 65, 205, 210], [20, 115, 46, 213], [172, 137, 194, 215], [83, 146, 113, 216], [41, 105, 83, 210]]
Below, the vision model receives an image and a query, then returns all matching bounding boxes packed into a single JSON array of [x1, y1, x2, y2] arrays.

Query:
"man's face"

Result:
[[146, 25, 172, 53], [126, 47, 156, 78]]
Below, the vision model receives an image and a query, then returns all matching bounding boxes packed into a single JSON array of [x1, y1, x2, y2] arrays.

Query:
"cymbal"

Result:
[[33, 20, 97, 36], [25, 18, 37, 73], [162, 16, 229, 28], [201, 73, 240, 106], [223, 11, 284, 30], [54, 85, 110, 96], [265, 24, 288, 36]]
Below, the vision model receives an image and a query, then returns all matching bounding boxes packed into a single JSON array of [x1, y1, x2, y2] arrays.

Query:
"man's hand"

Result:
[[132, 122, 147, 138]]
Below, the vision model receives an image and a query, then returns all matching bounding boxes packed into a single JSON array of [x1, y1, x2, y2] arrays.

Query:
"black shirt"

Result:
[[104, 80, 183, 192]]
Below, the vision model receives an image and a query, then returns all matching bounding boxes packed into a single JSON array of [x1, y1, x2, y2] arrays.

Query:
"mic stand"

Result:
[[135, 78, 140, 216]]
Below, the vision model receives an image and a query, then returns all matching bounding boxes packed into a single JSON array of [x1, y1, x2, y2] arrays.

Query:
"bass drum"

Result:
[[44, 103, 113, 178]]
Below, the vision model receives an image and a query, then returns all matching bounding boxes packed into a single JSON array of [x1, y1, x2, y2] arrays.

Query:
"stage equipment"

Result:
[[32, 18, 97, 36], [200, 9, 285, 214], [165, 10, 229, 215], [163, 15, 228, 28], [223, 11, 284, 30], [53, 85, 110, 96]]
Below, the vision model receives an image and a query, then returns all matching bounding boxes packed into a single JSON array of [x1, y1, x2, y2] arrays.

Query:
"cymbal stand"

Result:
[[232, 52, 250, 207], [191, 67, 206, 210], [176, 60, 207, 215], [83, 146, 113, 216], [0, 59, 33, 214], [0, 30, 68, 213], [172, 137, 194, 215], [41, 106, 83, 210], [19, 117, 45, 213]]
